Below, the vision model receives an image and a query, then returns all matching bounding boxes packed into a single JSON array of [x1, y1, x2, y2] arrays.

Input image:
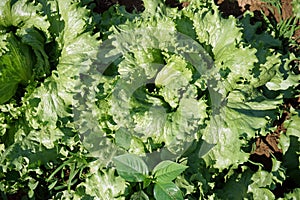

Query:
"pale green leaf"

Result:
[[80, 168, 126, 200]]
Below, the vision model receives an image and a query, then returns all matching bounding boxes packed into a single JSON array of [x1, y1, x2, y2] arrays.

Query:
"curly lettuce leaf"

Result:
[[0, 33, 33, 104], [203, 93, 282, 169], [0, 0, 50, 36], [79, 168, 126, 200], [155, 55, 193, 108], [106, 48, 208, 156], [281, 113, 300, 189], [265, 53, 300, 91], [24, 0, 99, 129]]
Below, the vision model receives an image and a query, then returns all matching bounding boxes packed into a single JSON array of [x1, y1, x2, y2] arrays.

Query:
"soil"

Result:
[[216, 0, 293, 20], [93, 0, 144, 13], [216, 0, 300, 44], [94, 0, 296, 19], [93, 0, 192, 13]]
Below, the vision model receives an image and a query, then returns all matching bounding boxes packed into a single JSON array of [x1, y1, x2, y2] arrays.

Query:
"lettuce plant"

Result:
[[74, 0, 299, 199]]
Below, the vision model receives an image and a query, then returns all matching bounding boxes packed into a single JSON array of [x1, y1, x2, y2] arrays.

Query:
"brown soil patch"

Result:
[[249, 133, 283, 171], [95, 0, 297, 22], [94, 0, 191, 13], [93, 0, 144, 13], [215, 0, 300, 44], [248, 94, 300, 173], [215, 0, 294, 20], [254, 133, 283, 158]]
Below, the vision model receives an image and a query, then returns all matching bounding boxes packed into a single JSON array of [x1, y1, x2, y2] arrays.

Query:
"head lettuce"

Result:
[[0, 0, 51, 104], [78, 0, 286, 170]]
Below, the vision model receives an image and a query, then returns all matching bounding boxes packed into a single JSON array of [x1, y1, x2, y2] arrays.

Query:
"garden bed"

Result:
[[0, 0, 299, 199]]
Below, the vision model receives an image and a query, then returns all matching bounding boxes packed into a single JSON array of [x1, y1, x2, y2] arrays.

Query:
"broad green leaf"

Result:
[[21, 28, 50, 77], [203, 92, 281, 169], [113, 154, 149, 182], [25, 79, 72, 130], [153, 160, 188, 183], [154, 182, 183, 200]]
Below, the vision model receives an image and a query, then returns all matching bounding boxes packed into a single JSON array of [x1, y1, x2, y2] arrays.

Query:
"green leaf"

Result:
[[115, 128, 132, 150], [0, 0, 50, 33], [155, 55, 192, 108], [265, 54, 299, 91], [0, 33, 33, 104], [25, 79, 72, 130], [21, 28, 50, 77], [203, 91, 282, 169], [282, 113, 300, 188], [285, 112, 300, 138], [113, 154, 149, 182], [81, 168, 126, 200], [292, 0, 300, 18], [143, 0, 163, 15], [153, 160, 188, 183], [248, 170, 276, 199], [281, 188, 300, 200], [154, 182, 183, 200]]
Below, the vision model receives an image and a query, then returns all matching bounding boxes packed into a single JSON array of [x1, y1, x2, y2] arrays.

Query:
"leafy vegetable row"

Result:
[[0, 0, 299, 199]]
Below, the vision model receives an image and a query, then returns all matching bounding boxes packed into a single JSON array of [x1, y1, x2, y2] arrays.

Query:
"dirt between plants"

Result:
[[216, 0, 300, 44], [216, 0, 294, 20], [95, 0, 299, 43], [94, 0, 191, 12], [94, 0, 144, 13], [96, 0, 296, 20]]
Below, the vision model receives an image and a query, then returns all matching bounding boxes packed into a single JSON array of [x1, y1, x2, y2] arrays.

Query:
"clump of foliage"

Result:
[[0, 0, 299, 199]]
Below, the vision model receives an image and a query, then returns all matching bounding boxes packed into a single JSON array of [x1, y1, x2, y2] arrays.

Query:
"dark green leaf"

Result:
[[113, 154, 149, 182], [153, 161, 188, 183], [154, 182, 183, 200]]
